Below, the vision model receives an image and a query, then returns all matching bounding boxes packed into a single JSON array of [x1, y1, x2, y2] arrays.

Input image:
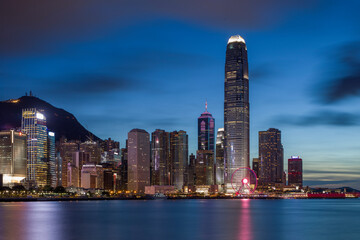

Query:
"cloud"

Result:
[[43, 74, 138, 96], [0, 0, 325, 54], [316, 41, 360, 103], [275, 110, 360, 127], [304, 169, 360, 176]]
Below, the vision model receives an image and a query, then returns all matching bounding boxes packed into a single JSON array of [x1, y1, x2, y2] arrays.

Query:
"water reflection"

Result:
[[24, 202, 63, 240], [0, 202, 63, 240], [238, 199, 253, 240]]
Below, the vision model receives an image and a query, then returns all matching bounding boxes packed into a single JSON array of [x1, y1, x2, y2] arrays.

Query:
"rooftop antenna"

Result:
[[205, 99, 208, 112]]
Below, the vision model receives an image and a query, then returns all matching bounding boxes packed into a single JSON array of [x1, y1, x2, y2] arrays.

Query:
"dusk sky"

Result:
[[1, 0, 360, 188]]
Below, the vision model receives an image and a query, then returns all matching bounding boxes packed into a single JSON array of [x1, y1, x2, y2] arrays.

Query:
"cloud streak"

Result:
[[316, 41, 360, 103], [0, 0, 324, 54], [275, 110, 360, 127]]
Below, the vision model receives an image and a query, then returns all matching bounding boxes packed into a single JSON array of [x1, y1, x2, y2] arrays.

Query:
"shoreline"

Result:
[[0, 196, 356, 202]]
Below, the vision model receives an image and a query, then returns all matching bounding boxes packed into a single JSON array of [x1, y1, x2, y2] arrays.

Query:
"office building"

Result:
[[81, 164, 104, 189], [127, 129, 150, 194], [0, 130, 27, 186], [59, 139, 79, 187], [258, 128, 284, 185], [198, 102, 215, 151], [215, 128, 225, 185], [47, 131, 56, 187], [151, 129, 170, 186], [21, 108, 48, 186], [288, 156, 303, 187], [170, 130, 188, 190], [195, 150, 215, 185], [224, 35, 250, 192], [80, 141, 101, 164]]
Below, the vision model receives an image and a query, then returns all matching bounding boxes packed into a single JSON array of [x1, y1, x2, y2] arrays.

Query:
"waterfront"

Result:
[[0, 199, 359, 240]]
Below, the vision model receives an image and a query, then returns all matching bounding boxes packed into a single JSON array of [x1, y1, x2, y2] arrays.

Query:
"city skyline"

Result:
[[1, 0, 360, 189]]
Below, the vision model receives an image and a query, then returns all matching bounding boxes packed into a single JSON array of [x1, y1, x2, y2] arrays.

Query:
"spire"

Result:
[[205, 100, 208, 112]]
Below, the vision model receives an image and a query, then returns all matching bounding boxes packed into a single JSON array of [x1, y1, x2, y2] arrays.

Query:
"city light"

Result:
[[36, 112, 44, 120]]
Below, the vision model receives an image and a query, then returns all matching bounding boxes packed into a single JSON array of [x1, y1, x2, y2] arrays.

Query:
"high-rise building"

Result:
[[187, 153, 196, 186], [288, 156, 303, 187], [127, 129, 150, 194], [101, 138, 120, 152], [47, 131, 56, 187], [80, 141, 101, 164], [258, 128, 284, 185], [120, 143, 128, 191], [170, 130, 188, 190], [0, 130, 27, 186], [59, 139, 79, 187], [224, 35, 250, 192], [151, 129, 170, 185], [198, 102, 215, 151], [21, 109, 48, 186], [72, 151, 90, 187], [215, 128, 225, 185], [195, 150, 215, 185], [252, 158, 259, 178]]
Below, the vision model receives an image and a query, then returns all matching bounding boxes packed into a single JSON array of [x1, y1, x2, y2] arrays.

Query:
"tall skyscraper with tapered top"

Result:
[[224, 35, 250, 192]]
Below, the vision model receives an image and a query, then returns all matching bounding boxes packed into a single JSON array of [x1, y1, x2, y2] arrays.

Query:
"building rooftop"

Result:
[[228, 35, 245, 44]]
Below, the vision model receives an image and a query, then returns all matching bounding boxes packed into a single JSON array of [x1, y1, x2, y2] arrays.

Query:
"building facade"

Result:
[[47, 131, 56, 187], [195, 150, 215, 186], [215, 128, 225, 185], [170, 130, 188, 190], [258, 128, 284, 185], [21, 109, 48, 186], [224, 35, 250, 192], [288, 156, 303, 187], [127, 129, 150, 194], [151, 129, 170, 186], [0, 130, 27, 186], [198, 102, 215, 151]]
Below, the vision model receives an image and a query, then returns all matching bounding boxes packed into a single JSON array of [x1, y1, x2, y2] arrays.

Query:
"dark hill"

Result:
[[0, 96, 101, 142]]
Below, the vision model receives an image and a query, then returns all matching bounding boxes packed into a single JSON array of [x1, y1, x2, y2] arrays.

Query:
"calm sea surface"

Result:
[[0, 199, 359, 240]]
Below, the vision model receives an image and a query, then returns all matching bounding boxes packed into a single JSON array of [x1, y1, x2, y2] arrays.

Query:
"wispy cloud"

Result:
[[274, 110, 360, 127], [315, 41, 360, 103]]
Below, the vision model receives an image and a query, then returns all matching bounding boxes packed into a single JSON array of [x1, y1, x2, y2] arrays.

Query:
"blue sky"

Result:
[[1, 0, 360, 188]]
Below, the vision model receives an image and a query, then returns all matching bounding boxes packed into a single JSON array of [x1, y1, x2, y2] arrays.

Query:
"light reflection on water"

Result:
[[0, 199, 359, 240]]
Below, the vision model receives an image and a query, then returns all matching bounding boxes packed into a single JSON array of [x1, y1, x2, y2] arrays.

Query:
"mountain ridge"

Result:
[[0, 95, 101, 142]]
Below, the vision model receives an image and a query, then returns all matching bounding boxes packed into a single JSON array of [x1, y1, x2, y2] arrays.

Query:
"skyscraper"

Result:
[[47, 131, 56, 187], [288, 156, 303, 187], [59, 139, 79, 187], [198, 102, 215, 151], [258, 128, 284, 185], [151, 129, 170, 185], [195, 150, 214, 185], [215, 128, 225, 185], [170, 130, 188, 190], [127, 129, 150, 194], [224, 35, 250, 192], [21, 108, 48, 186], [0, 130, 27, 186]]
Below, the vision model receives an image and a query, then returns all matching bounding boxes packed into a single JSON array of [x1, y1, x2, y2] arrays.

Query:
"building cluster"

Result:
[[0, 35, 303, 195]]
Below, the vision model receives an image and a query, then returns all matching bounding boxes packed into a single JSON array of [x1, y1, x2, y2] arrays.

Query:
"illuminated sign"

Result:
[[48, 132, 55, 137], [291, 156, 300, 159], [36, 112, 45, 120]]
